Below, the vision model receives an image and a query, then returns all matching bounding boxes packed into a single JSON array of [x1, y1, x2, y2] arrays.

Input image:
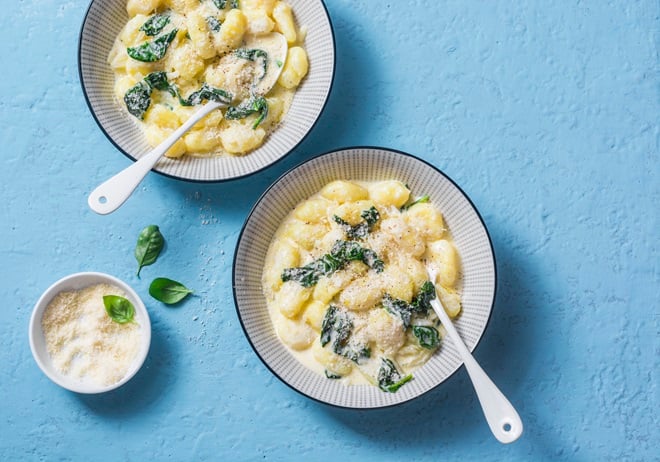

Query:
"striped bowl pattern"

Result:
[[233, 147, 497, 408], [79, 0, 335, 181]]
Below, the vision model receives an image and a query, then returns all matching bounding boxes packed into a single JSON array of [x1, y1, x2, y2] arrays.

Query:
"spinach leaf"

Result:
[[212, 0, 238, 9], [234, 48, 268, 81], [324, 370, 342, 379], [382, 281, 437, 328], [333, 206, 380, 240], [320, 305, 370, 364], [206, 16, 222, 32], [412, 326, 440, 349], [127, 29, 178, 62], [135, 225, 165, 277], [178, 83, 232, 106], [383, 294, 413, 328], [144, 71, 177, 96], [225, 95, 269, 129], [401, 194, 430, 211], [377, 358, 413, 393], [149, 278, 193, 304], [123, 81, 152, 119], [103, 295, 135, 324], [412, 281, 436, 316], [282, 240, 384, 288], [140, 13, 170, 36]]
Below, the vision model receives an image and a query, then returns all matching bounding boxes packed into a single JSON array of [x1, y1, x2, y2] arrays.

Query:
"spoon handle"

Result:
[[88, 101, 223, 215], [430, 296, 523, 443]]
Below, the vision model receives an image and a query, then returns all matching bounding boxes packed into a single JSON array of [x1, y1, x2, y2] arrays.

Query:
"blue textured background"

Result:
[[1, 0, 658, 460]]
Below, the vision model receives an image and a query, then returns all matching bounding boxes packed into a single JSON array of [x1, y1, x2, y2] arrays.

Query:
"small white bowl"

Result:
[[29, 272, 151, 394]]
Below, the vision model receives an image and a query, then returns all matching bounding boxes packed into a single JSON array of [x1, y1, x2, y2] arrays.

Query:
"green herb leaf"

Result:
[[135, 225, 165, 277], [324, 370, 341, 379], [206, 16, 222, 32], [282, 240, 384, 288], [377, 358, 412, 393], [103, 295, 135, 324], [225, 95, 269, 129], [149, 278, 193, 304], [401, 194, 430, 211], [382, 281, 437, 328], [124, 81, 152, 119], [319, 305, 370, 364], [276, 59, 283, 68], [178, 83, 232, 106], [144, 71, 177, 96], [140, 13, 170, 36], [234, 48, 268, 81], [412, 325, 440, 349], [212, 0, 227, 8], [127, 29, 178, 62], [333, 206, 380, 239]]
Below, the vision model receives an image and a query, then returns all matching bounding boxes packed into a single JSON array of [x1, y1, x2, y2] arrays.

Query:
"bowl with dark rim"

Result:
[[233, 147, 497, 408], [78, 0, 335, 182]]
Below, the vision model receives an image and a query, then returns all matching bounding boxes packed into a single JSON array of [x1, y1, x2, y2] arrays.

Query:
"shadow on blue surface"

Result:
[[74, 321, 175, 416]]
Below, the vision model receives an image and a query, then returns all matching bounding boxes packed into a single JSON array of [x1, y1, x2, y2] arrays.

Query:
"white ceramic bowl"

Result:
[[78, 0, 335, 182], [29, 272, 151, 394], [233, 147, 497, 408]]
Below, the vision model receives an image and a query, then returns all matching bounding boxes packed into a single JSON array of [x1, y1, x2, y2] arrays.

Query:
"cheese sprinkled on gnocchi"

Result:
[[109, 0, 308, 158], [262, 180, 463, 392]]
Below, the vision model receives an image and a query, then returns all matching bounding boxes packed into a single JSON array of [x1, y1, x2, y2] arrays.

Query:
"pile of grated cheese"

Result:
[[41, 283, 141, 387]]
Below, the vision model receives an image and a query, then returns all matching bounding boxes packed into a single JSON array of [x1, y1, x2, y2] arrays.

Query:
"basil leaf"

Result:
[[225, 95, 269, 129], [149, 278, 193, 304], [135, 225, 165, 277], [127, 29, 178, 62], [412, 326, 440, 349], [124, 81, 152, 119], [140, 13, 170, 36], [103, 295, 135, 324], [206, 16, 222, 32]]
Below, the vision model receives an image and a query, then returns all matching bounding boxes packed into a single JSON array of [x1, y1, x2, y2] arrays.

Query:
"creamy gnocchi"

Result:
[[109, 0, 308, 158], [262, 180, 463, 392]]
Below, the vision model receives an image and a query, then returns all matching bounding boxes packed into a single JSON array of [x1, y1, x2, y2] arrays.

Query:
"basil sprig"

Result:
[[140, 14, 170, 36], [103, 295, 135, 324], [149, 278, 193, 304], [127, 29, 178, 62], [135, 225, 165, 277]]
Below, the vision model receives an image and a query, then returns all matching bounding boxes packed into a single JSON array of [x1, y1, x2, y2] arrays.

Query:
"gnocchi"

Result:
[[262, 180, 463, 392], [110, 0, 308, 158]]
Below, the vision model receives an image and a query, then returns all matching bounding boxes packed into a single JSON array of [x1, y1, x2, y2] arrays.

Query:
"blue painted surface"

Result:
[[1, 0, 658, 460]]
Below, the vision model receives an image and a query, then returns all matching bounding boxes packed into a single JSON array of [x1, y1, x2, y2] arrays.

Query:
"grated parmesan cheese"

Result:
[[41, 283, 142, 387]]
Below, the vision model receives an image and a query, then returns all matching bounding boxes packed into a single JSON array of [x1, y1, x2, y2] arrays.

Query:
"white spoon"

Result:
[[426, 266, 523, 443], [88, 32, 288, 215]]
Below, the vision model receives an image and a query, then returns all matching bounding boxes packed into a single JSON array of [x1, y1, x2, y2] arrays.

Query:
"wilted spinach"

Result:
[[281, 240, 384, 288], [320, 305, 370, 364], [382, 281, 436, 328], [377, 358, 413, 393], [401, 194, 430, 211], [127, 29, 178, 62], [225, 95, 269, 129], [206, 16, 222, 32], [234, 48, 268, 81], [140, 13, 170, 36], [412, 325, 440, 349], [333, 206, 380, 240], [124, 81, 153, 119], [178, 83, 232, 106]]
